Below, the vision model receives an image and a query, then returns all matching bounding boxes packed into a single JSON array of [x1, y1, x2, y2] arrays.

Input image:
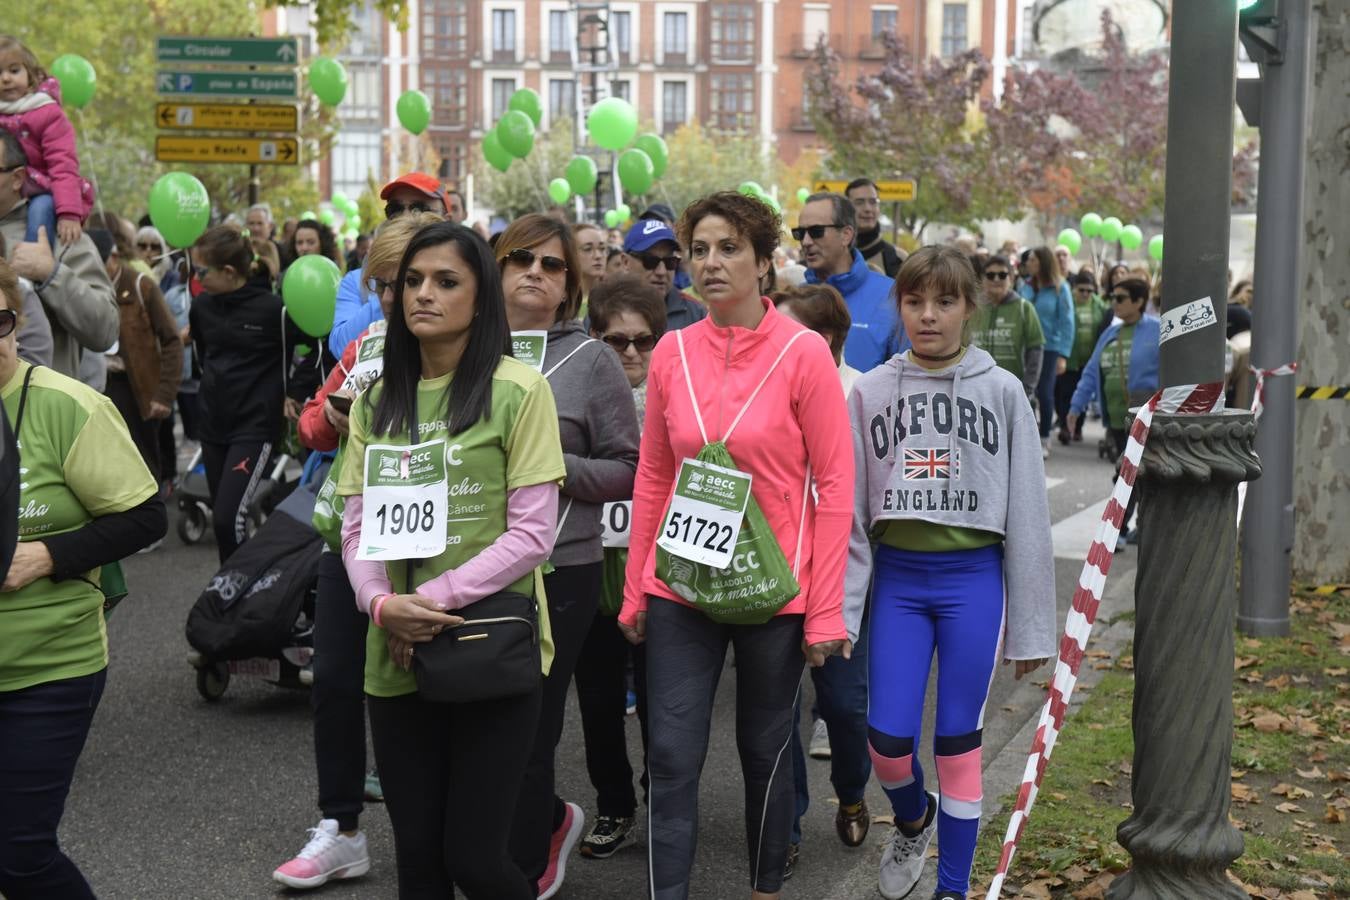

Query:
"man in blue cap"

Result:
[[621, 218, 706, 331]]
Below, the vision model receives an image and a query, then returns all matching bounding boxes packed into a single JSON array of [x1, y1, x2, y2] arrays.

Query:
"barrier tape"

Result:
[[1237, 363, 1298, 524], [1295, 386, 1349, 400], [986, 381, 1224, 898]]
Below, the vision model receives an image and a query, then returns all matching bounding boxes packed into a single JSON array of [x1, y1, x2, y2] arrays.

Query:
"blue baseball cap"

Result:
[[623, 218, 679, 254]]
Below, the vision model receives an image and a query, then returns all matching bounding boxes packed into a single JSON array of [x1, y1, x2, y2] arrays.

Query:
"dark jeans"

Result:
[[574, 611, 649, 818], [24, 193, 56, 246], [646, 597, 803, 899], [368, 683, 541, 899], [510, 561, 603, 882], [201, 439, 273, 563], [1055, 368, 1084, 437], [0, 668, 107, 900], [312, 550, 367, 832], [1036, 350, 1062, 438], [791, 612, 871, 844], [106, 372, 163, 483]]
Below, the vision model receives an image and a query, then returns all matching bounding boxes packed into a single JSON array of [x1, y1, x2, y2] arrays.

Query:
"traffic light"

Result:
[[1240, 0, 1283, 63]]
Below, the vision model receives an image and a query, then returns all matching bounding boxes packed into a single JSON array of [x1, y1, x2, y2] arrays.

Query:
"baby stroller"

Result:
[[174, 446, 298, 545], [184, 457, 326, 701]]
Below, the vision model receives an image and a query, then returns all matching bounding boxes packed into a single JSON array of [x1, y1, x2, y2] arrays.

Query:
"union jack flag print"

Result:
[[902, 447, 957, 480]]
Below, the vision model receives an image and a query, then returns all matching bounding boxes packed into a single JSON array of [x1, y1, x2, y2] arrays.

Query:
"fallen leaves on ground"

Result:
[[1272, 783, 1314, 799]]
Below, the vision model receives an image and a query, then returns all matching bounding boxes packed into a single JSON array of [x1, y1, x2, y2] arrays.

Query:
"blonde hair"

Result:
[[362, 211, 444, 299]]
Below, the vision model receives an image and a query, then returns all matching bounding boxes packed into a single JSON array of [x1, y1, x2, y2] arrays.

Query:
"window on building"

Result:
[[802, 7, 829, 51], [492, 8, 516, 57], [549, 78, 576, 121], [663, 11, 688, 59], [332, 130, 382, 200], [941, 3, 968, 57], [343, 61, 382, 123], [549, 10, 571, 56], [436, 142, 467, 184], [426, 67, 467, 126], [872, 8, 897, 36], [492, 77, 516, 118], [612, 10, 632, 61], [661, 81, 687, 134], [610, 79, 631, 101], [709, 73, 753, 131], [344, 2, 379, 56], [711, 4, 754, 62], [422, 0, 468, 56]]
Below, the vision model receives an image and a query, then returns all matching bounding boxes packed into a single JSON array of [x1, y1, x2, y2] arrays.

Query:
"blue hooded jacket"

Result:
[[1068, 314, 1161, 422], [1018, 281, 1075, 358], [328, 267, 381, 357], [805, 249, 907, 372]]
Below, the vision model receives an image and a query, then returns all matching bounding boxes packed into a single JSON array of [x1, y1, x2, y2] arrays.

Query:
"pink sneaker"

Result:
[[537, 802, 586, 900], [273, 819, 370, 889]]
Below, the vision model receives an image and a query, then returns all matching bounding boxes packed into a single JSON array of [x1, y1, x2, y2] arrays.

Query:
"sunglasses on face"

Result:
[[384, 200, 433, 218], [365, 275, 394, 295], [984, 271, 1010, 281], [137, 241, 164, 252], [503, 248, 568, 274], [1111, 292, 1134, 303], [601, 332, 658, 354], [0, 308, 16, 339], [632, 252, 681, 272], [791, 224, 842, 242], [1074, 286, 1096, 294]]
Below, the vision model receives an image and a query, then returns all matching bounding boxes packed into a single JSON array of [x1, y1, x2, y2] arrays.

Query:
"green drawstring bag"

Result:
[[312, 450, 345, 552], [599, 546, 627, 617]]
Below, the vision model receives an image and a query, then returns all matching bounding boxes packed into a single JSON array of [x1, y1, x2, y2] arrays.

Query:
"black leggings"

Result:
[[105, 373, 162, 483], [645, 597, 804, 899], [575, 611, 649, 818], [1055, 369, 1084, 436], [368, 684, 542, 900], [200, 439, 272, 563], [311, 551, 367, 832]]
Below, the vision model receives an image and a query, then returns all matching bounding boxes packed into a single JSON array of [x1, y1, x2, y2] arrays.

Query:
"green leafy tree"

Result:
[[477, 120, 580, 222]]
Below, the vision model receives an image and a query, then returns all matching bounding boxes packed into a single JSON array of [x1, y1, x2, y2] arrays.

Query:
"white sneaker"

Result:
[[273, 819, 370, 889], [1041, 439, 1051, 459], [878, 793, 937, 899], [808, 719, 832, 760]]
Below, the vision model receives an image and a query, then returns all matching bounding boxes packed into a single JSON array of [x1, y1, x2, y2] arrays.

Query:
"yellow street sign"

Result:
[[812, 179, 917, 202], [155, 135, 299, 165], [156, 102, 298, 132]]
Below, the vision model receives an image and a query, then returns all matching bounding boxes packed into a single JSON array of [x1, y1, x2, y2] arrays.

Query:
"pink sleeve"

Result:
[[620, 354, 677, 627], [414, 482, 558, 610], [36, 108, 85, 221], [340, 494, 393, 615]]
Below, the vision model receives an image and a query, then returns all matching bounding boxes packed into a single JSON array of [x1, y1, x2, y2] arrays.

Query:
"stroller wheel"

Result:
[[196, 662, 230, 701], [177, 504, 209, 545]]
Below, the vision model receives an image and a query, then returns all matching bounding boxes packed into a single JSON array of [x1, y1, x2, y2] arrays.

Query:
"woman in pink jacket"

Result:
[[618, 191, 854, 900], [0, 37, 91, 247]]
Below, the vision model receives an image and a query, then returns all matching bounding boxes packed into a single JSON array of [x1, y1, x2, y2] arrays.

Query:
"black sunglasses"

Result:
[[137, 241, 164, 252], [984, 271, 1010, 281], [0, 308, 16, 339], [1110, 292, 1135, 303], [365, 275, 393, 295], [791, 224, 842, 242], [502, 248, 568, 274], [632, 252, 681, 272], [385, 200, 434, 218], [601, 333, 658, 353]]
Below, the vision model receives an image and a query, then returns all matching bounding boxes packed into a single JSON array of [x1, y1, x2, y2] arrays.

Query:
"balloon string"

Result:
[[76, 109, 106, 221]]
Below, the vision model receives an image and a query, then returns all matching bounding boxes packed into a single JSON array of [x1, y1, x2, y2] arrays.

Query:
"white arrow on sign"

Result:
[[157, 73, 173, 91], [276, 44, 296, 61]]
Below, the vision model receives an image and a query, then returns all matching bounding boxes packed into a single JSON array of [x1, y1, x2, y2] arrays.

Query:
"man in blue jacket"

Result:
[[799, 193, 907, 373]]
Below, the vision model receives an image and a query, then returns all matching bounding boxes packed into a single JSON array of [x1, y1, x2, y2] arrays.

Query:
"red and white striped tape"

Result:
[[1236, 362, 1298, 524], [986, 381, 1224, 897]]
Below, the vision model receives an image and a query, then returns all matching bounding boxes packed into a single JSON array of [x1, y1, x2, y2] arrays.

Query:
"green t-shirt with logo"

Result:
[[968, 296, 1045, 379], [338, 356, 567, 697], [1100, 324, 1136, 430], [1069, 295, 1109, 371], [0, 362, 158, 692]]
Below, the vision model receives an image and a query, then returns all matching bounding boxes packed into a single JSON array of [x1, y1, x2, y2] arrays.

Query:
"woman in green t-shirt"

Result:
[[0, 258, 166, 900], [1056, 271, 1109, 444], [335, 222, 566, 899]]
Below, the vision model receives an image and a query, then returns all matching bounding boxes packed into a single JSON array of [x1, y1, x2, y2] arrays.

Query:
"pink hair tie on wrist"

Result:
[[371, 594, 391, 628]]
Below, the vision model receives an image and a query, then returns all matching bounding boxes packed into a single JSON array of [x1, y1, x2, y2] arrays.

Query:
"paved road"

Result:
[[60, 420, 1135, 900]]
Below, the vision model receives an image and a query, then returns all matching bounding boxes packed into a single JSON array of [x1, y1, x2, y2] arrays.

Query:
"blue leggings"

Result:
[[867, 543, 1005, 895]]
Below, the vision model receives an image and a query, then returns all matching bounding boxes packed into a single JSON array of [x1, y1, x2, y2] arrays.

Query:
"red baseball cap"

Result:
[[380, 172, 448, 213]]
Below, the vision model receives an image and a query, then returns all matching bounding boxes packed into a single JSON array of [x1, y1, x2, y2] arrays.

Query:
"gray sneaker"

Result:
[[878, 793, 937, 900], [808, 719, 831, 760]]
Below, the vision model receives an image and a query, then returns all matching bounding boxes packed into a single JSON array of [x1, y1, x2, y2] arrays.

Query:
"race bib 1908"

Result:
[[656, 459, 752, 569], [359, 439, 449, 561]]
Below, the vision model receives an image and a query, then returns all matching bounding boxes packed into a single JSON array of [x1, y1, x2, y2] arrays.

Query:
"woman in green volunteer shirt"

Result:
[[495, 213, 640, 898], [1057, 271, 1109, 444], [0, 258, 166, 900], [969, 255, 1044, 404], [336, 221, 566, 899]]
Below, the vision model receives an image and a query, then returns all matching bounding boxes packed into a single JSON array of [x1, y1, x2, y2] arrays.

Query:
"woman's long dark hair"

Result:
[[367, 222, 511, 438]]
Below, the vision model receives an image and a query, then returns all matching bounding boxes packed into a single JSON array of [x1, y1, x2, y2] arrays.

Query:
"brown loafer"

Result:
[[835, 799, 870, 847]]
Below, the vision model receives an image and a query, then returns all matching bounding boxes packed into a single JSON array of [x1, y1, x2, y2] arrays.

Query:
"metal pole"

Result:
[[1107, 2, 1259, 897], [1239, 0, 1312, 637]]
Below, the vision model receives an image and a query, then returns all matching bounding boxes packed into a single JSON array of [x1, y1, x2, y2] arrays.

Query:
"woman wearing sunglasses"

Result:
[[496, 213, 640, 899], [0, 257, 166, 900], [968, 255, 1044, 404]]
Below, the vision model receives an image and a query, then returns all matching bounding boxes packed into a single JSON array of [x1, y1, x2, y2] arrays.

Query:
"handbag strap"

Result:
[[674, 328, 811, 444], [543, 338, 596, 379], [554, 496, 573, 542], [13, 363, 37, 441]]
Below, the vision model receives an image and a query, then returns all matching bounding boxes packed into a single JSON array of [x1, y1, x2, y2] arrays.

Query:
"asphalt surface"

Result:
[[59, 418, 1136, 900]]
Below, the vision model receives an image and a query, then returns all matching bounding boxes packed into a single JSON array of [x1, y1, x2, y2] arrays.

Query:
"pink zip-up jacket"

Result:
[[618, 299, 855, 646], [0, 78, 91, 221]]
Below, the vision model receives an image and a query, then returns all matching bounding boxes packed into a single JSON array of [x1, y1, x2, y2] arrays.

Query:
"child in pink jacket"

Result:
[[0, 36, 93, 248]]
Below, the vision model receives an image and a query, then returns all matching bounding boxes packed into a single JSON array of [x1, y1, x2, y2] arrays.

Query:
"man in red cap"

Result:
[[327, 173, 449, 355]]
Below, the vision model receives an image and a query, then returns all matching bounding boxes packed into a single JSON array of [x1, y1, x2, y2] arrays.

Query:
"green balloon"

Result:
[[497, 110, 536, 159], [738, 181, 764, 198], [319, 209, 336, 225], [616, 204, 631, 223], [50, 54, 96, 110], [633, 133, 669, 179], [796, 187, 810, 204], [566, 156, 598, 195], [283, 255, 342, 337], [1080, 212, 1103, 238], [618, 148, 655, 195], [1100, 216, 1123, 243], [548, 178, 571, 206], [309, 57, 348, 106], [1119, 224, 1144, 251], [331, 191, 351, 210], [1056, 228, 1082, 255], [604, 210, 620, 228], [1148, 234, 1164, 262], [508, 88, 543, 127], [396, 89, 431, 135], [482, 130, 513, 173], [301, 210, 317, 221], [586, 97, 638, 151], [147, 172, 210, 248], [348, 213, 362, 228]]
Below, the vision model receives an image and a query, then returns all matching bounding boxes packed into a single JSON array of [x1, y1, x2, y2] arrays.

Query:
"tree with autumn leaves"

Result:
[[807, 10, 1256, 239]]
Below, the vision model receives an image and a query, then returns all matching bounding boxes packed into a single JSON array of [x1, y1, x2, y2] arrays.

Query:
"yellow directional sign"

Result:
[[813, 179, 917, 202], [156, 102, 298, 133], [155, 136, 299, 165]]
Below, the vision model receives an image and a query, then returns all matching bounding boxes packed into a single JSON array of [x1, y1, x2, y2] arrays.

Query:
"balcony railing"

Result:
[[491, 46, 517, 63], [859, 32, 892, 59], [660, 47, 689, 65], [788, 33, 840, 59]]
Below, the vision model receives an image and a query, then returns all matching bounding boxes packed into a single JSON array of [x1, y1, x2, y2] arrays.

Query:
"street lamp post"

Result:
[[1106, 3, 1261, 898]]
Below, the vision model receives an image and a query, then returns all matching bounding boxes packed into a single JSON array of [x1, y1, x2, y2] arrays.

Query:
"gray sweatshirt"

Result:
[[543, 319, 640, 566], [844, 347, 1057, 659]]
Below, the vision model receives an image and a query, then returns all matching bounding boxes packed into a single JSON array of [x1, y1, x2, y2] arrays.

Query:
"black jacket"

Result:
[[190, 284, 306, 444], [857, 227, 902, 278]]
